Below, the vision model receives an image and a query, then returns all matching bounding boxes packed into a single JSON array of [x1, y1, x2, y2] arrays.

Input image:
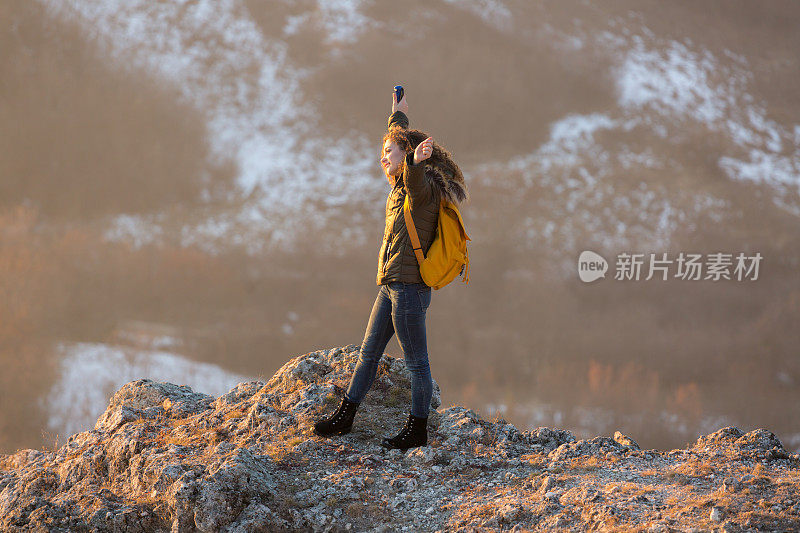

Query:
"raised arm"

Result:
[[403, 137, 435, 209], [388, 90, 409, 129]]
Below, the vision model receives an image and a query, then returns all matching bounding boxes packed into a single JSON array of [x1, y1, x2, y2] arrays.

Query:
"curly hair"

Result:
[[383, 126, 469, 202]]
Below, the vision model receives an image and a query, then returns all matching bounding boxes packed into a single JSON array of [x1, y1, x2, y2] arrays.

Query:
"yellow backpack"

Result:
[[403, 195, 470, 290]]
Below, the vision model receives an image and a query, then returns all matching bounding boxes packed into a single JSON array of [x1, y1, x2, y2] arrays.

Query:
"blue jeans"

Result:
[[345, 281, 433, 417]]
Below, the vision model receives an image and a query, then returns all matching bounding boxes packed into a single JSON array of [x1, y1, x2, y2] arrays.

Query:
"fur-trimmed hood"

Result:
[[424, 164, 469, 205]]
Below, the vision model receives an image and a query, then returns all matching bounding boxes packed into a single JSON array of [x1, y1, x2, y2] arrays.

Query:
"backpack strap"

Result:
[[403, 194, 426, 266], [462, 246, 470, 283]]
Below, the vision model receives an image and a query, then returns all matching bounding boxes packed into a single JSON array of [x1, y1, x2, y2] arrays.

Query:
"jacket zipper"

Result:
[[383, 234, 391, 275], [382, 187, 404, 279]]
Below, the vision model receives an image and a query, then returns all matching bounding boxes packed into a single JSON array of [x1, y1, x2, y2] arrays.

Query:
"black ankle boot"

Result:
[[381, 413, 428, 451], [314, 396, 359, 437]]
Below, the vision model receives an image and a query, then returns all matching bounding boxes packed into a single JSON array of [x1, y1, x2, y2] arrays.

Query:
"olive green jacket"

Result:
[[376, 111, 467, 285]]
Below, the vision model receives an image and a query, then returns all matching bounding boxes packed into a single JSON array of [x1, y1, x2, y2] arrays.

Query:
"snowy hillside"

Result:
[[37, 1, 800, 269]]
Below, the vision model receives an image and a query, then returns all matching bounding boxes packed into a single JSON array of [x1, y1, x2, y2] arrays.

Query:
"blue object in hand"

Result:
[[394, 85, 404, 103]]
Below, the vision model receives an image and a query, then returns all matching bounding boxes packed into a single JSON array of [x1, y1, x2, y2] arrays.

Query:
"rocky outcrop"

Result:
[[1, 344, 799, 532]]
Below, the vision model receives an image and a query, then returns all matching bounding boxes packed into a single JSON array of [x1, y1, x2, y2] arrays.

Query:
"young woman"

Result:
[[314, 90, 468, 451]]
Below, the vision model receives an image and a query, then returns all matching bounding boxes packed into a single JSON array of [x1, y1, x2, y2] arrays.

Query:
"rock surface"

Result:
[[1, 344, 799, 532]]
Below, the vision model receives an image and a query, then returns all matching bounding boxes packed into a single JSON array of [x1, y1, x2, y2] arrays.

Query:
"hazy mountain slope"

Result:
[[33, 0, 800, 264]]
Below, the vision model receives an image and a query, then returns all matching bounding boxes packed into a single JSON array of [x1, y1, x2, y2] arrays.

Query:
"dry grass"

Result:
[[262, 441, 310, 466], [161, 429, 208, 450], [384, 386, 411, 408], [342, 498, 392, 522], [663, 470, 692, 486], [567, 455, 602, 473], [461, 466, 483, 480], [362, 503, 388, 519], [222, 408, 247, 421], [459, 501, 497, 521], [273, 493, 301, 515], [286, 436, 304, 449], [129, 499, 173, 530], [668, 457, 718, 479], [604, 481, 649, 497], [324, 496, 341, 508], [344, 502, 364, 518]]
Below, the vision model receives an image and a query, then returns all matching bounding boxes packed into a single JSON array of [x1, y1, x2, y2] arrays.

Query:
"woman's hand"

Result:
[[392, 91, 409, 114], [413, 137, 434, 165]]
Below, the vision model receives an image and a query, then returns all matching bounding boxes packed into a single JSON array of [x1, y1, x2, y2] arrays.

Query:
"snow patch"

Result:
[[616, 37, 735, 125], [442, 0, 512, 31], [44, 341, 250, 438], [40, 0, 381, 255], [719, 151, 799, 189], [317, 0, 376, 44], [609, 31, 799, 196]]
